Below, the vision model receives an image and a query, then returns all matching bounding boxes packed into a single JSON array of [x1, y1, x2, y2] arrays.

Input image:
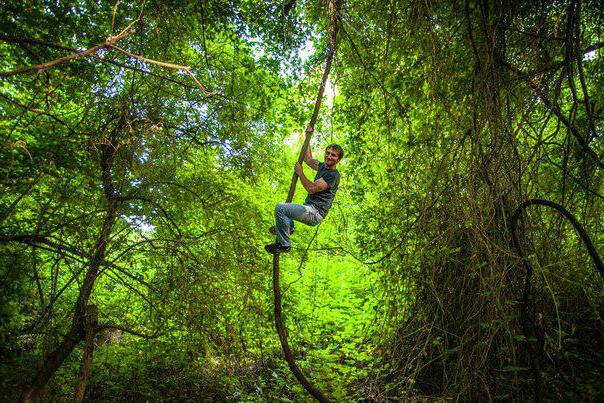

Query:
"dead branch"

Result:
[[111, 0, 121, 34], [109, 44, 219, 95], [0, 35, 208, 93], [0, 28, 135, 77], [1, 31, 219, 96], [109, 44, 190, 70]]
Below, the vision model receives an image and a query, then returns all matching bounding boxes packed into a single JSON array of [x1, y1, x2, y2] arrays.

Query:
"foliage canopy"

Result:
[[1, 0, 603, 400]]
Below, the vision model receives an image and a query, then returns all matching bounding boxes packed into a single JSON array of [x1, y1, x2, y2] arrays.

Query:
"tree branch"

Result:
[[499, 58, 604, 172], [97, 323, 162, 339], [0, 29, 135, 77], [0, 234, 158, 293]]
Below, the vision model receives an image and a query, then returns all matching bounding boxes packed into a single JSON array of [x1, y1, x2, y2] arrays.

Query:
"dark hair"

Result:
[[326, 144, 344, 160]]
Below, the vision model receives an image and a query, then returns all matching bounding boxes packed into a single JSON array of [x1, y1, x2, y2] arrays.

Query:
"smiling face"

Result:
[[324, 146, 342, 169]]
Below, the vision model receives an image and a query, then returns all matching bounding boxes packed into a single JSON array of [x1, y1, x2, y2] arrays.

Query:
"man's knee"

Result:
[[275, 203, 286, 214]]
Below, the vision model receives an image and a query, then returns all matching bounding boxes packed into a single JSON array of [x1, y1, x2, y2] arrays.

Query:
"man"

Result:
[[265, 140, 343, 254]]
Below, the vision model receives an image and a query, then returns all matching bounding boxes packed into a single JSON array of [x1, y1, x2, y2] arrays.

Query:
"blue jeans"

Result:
[[274, 203, 323, 247]]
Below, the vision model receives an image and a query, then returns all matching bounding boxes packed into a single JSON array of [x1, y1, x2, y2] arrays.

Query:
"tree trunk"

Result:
[[20, 328, 82, 403], [20, 125, 121, 402], [74, 305, 98, 403]]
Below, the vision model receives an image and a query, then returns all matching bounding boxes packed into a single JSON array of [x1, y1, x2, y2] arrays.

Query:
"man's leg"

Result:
[[274, 203, 323, 247], [274, 203, 300, 247]]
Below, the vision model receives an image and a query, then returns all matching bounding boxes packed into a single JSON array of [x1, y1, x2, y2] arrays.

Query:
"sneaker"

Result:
[[268, 226, 295, 235], [265, 242, 291, 254]]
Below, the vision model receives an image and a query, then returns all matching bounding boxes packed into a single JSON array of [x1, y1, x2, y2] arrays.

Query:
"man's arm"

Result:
[[303, 141, 320, 171], [294, 163, 329, 194]]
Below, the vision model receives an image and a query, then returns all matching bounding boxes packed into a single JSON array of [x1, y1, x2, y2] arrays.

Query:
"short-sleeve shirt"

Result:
[[304, 162, 340, 218]]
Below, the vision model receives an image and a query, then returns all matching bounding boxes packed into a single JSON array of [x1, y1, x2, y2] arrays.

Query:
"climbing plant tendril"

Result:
[[510, 198, 604, 401], [273, 254, 329, 402], [272, 1, 340, 401]]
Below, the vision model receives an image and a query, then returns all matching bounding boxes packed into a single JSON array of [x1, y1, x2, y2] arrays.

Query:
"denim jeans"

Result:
[[274, 203, 323, 247]]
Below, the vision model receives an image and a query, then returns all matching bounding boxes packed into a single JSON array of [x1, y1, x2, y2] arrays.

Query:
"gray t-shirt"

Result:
[[304, 162, 340, 218]]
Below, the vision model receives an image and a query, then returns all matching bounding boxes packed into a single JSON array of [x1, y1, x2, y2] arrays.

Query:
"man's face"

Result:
[[324, 147, 341, 168]]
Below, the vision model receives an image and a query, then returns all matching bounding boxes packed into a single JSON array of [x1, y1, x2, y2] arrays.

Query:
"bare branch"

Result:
[[109, 44, 191, 70], [111, 0, 121, 34], [109, 45, 220, 95], [0, 35, 206, 93], [0, 29, 135, 77]]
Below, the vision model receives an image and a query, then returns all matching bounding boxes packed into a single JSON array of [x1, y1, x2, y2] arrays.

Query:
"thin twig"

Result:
[[111, 0, 121, 34], [109, 44, 191, 70]]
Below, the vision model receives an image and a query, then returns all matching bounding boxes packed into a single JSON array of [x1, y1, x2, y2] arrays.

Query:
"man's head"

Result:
[[325, 144, 343, 168]]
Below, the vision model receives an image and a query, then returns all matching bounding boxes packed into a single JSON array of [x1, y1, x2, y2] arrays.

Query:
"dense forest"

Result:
[[1, 0, 603, 401]]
